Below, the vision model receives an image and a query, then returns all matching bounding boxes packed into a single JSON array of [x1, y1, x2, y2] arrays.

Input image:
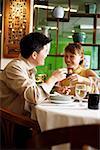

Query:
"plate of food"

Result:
[[50, 92, 73, 101]]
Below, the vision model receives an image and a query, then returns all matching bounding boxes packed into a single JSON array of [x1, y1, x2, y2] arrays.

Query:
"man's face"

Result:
[[35, 44, 50, 66]]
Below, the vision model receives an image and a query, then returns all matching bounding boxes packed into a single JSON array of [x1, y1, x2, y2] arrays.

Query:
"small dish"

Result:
[[50, 99, 74, 104], [50, 94, 73, 101]]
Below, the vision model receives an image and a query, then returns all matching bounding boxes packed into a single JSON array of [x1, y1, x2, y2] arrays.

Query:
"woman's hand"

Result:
[[67, 73, 84, 84]]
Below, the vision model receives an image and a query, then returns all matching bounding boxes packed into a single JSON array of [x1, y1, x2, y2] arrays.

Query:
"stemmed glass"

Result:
[[89, 77, 100, 94], [75, 84, 87, 105]]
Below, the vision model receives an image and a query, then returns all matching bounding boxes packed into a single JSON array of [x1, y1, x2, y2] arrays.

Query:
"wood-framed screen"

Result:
[[3, 0, 30, 58]]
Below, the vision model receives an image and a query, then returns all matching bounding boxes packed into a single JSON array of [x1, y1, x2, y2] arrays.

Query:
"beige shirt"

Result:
[[0, 56, 49, 119]]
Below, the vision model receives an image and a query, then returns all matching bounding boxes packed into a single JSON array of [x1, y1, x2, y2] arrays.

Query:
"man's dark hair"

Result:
[[20, 32, 52, 58]]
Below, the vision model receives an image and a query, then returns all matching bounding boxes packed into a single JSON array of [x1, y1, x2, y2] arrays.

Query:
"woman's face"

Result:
[[64, 51, 82, 69]]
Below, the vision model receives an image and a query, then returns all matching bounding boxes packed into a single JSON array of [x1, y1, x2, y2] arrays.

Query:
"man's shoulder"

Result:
[[5, 58, 26, 72]]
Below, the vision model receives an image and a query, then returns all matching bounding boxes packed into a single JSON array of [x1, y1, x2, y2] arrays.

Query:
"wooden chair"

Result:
[[1, 107, 100, 150], [0, 107, 41, 149], [27, 124, 100, 150]]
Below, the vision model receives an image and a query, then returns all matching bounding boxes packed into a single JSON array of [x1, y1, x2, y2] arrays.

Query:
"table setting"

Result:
[[33, 78, 100, 150], [34, 87, 100, 150], [36, 88, 100, 111], [35, 93, 100, 130]]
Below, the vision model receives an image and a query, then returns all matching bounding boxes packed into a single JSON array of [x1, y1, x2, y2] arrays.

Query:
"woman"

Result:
[[55, 43, 99, 95]]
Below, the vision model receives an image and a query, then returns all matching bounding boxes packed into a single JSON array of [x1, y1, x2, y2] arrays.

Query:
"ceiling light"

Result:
[[64, 8, 77, 12], [34, 4, 77, 12], [37, 26, 57, 30], [53, 6, 64, 19], [72, 29, 75, 33], [80, 25, 100, 30], [67, 35, 72, 38], [34, 4, 54, 10]]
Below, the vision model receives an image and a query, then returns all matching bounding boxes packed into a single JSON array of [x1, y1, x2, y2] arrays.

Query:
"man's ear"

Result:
[[32, 51, 38, 59]]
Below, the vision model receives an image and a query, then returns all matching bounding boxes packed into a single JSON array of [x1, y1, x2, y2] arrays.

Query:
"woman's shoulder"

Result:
[[85, 68, 98, 77], [78, 67, 98, 77]]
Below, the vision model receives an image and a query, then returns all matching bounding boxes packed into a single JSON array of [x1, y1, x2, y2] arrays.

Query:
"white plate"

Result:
[[50, 99, 74, 104], [50, 94, 73, 101]]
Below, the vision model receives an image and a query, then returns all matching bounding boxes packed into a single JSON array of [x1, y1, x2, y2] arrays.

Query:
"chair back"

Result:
[[0, 107, 41, 149], [27, 124, 100, 150]]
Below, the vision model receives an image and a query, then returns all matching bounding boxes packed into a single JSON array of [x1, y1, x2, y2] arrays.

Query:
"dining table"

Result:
[[32, 95, 100, 150]]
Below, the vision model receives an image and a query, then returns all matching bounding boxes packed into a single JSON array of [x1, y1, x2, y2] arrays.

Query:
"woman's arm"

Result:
[[67, 69, 99, 86]]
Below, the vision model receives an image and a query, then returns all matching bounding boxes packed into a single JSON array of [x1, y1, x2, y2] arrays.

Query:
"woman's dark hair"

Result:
[[20, 32, 52, 58], [64, 43, 84, 65]]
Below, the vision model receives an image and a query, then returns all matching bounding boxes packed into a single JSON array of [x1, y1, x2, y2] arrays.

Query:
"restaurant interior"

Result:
[[0, 0, 100, 76], [0, 0, 100, 150]]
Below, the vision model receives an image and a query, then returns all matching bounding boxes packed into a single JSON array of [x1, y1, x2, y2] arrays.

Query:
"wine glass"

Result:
[[75, 84, 87, 105], [89, 77, 100, 94]]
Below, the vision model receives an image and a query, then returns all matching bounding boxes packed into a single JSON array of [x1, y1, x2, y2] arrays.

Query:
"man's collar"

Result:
[[19, 55, 37, 74]]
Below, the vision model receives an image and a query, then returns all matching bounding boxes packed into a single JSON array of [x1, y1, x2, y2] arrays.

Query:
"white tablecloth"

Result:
[[34, 101, 100, 150], [35, 101, 100, 131]]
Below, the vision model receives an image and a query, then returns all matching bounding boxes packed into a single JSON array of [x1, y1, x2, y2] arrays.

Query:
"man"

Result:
[[0, 32, 67, 118]]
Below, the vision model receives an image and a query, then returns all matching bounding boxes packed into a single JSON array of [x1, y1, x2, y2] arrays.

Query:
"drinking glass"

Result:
[[75, 84, 87, 105]]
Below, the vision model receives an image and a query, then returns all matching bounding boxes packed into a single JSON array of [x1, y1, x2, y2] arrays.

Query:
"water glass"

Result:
[[75, 84, 87, 104]]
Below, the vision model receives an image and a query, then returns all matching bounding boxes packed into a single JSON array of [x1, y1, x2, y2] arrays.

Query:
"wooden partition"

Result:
[[3, 0, 30, 58]]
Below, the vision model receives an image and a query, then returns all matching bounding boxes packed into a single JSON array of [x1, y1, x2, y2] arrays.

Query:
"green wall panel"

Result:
[[36, 56, 64, 78]]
